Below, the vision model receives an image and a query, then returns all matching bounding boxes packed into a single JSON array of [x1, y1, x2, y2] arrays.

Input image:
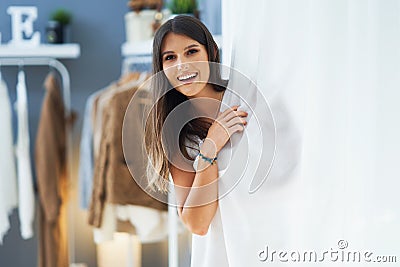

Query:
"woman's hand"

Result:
[[202, 105, 248, 157]]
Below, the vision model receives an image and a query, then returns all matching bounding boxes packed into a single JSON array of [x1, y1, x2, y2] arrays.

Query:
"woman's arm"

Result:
[[170, 106, 248, 236], [170, 141, 219, 236]]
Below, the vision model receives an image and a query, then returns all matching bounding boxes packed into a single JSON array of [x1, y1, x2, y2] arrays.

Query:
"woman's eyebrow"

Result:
[[161, 50, 174, 56], [184, 44, 199, 50]]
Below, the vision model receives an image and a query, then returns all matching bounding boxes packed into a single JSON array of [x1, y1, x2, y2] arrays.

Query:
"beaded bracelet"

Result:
[[198, 152, 218, 165]]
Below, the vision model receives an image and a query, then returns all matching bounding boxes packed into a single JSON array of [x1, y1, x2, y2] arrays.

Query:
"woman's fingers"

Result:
[[207, 106, 248, 153], [219, 105, 239, 119], [219, 105, 247, 121], [225, 116, 247, 128], [228, 124, 245, 135], [223, 110, 248, 123], [214, 117, 246, 139], [215, 106, 247, 135]]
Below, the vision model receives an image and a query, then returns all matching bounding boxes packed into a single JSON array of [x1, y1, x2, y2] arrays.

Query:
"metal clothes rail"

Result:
[[0, 57, 75, 266]]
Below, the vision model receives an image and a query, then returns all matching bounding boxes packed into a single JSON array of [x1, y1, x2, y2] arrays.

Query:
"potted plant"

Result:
[[125, 0, 171, 43], [46, 8, 72, 44], [169, 0, 199, 18]]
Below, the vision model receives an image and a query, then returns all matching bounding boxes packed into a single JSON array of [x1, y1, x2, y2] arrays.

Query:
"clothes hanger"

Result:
[[17, 60, 25, 84], [17, 59, 25, 81], [18, 59, 24, 72]]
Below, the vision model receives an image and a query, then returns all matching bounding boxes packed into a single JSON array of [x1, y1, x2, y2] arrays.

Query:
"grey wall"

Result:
[[0, 1, 220, 266]]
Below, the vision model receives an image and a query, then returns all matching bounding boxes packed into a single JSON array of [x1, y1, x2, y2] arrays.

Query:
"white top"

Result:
[[0, 79, 18, 244], [185, 133, 230, 266], [189, 85, 274, 267], [15, 70, 35, 239]]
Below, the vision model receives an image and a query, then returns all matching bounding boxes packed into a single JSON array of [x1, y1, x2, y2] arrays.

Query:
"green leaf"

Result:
[[170, 0, 197, 14], [50, 8, 72, 25]]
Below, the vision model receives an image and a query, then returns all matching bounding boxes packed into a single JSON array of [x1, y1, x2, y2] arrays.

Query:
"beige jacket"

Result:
[[88, 86, 167, 228], [35, 73, 69, 267]]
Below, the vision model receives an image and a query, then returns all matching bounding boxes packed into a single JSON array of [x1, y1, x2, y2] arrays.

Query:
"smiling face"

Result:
[[161, 32, 212, 98]]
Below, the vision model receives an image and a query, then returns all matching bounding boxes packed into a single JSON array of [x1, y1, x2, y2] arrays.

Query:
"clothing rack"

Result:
[[0, 54, 78, 266], [0, 57, 71, 114]]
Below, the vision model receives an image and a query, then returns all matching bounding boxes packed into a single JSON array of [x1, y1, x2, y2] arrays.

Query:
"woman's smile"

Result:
[[177, 72, 198, 83]]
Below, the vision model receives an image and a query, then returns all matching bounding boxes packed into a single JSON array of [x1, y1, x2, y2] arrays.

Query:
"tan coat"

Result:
[[88, 86, 167, 228], [35, 73, 69, 267]]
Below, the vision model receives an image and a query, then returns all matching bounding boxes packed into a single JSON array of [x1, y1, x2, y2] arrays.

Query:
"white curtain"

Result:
[[222, 0, 400, 265]]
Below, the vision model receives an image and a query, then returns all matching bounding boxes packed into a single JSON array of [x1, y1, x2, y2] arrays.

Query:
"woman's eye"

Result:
[[164, 55, 175, 61], [187, 49, 198, 55]]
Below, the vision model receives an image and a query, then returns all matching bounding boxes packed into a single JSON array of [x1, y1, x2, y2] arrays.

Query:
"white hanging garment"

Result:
[[15, 70, 35, 240], [0, 77, 18, 244], [93, 203, 169, 245], [190, 0, 400, 266]]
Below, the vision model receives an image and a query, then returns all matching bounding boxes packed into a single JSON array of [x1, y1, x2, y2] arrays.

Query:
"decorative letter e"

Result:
[[7, 6, 40, 46]]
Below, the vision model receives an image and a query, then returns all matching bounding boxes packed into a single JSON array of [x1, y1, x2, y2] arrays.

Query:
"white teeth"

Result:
[[178, 73, 197, 81]]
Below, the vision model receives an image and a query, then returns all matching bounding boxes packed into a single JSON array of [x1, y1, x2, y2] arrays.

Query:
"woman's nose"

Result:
[[176, 58, 189, 71]]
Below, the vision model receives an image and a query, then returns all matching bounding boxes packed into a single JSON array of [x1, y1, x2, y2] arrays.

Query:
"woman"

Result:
[[145, 15, 253, 266]]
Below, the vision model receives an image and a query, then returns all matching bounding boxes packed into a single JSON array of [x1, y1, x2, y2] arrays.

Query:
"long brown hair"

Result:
[[145, 15, 226, 192]]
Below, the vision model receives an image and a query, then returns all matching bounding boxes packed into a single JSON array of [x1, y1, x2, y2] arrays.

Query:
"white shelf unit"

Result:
[[0, 43, 80, 59], [0, 43, 80, 267], [121, 40, 153, 57]]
